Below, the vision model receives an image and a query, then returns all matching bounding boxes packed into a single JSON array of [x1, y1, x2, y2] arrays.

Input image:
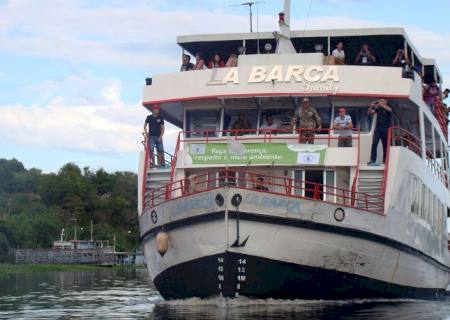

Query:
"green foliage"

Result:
[[0, 158, 139, 253]]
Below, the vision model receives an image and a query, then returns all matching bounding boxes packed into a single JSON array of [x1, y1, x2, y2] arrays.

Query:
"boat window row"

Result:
[[410, 175, 447, 234], [183, 97, 417, 137], [423, 114, 449, 184]]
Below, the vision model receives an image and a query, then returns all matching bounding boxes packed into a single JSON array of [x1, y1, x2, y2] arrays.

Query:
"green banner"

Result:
[[186, 143, 326, 165]]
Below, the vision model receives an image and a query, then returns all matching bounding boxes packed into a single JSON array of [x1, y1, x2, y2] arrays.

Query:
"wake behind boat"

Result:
[[138, 0, 450, 300]]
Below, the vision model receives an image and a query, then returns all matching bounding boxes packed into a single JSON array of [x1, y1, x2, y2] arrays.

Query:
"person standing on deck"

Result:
[[291, 97, 322, 144], [367, 99, 392, 166], [333, 108, 353, 147], [144, 104, 165, 168]]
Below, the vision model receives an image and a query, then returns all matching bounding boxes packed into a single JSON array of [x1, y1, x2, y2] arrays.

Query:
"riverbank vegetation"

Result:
[[0, 158, 139, 261], [0, 263, 107, 278]]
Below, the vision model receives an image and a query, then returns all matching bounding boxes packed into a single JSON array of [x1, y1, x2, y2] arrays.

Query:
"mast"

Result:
[[275, 0, 296, 54]]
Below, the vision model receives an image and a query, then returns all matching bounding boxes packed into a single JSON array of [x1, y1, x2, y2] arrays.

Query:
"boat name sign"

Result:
[[208, 65, 339, 84]]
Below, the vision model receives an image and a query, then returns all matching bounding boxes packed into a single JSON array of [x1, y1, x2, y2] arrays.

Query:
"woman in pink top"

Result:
[[194, 52, 206, 70], [208, 54, 225, 68], [423, 80, 440, 111]]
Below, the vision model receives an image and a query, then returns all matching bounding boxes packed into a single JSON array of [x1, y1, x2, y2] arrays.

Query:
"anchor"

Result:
[[230, 194, 249, 247]]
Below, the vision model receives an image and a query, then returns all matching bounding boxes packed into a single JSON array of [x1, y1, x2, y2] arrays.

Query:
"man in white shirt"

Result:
[[260, 114, 278, 133], [331, 41, 345, 64], [333, 108, 353, 147]]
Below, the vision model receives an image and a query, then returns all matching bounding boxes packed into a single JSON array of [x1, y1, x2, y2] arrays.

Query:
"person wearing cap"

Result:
[[144, 104, 165, 168], [333, 108, 353, 147], [290, 97, 322, 144]]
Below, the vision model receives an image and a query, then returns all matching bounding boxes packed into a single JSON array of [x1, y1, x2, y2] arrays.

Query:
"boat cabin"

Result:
[[139, 27, 449, 233]]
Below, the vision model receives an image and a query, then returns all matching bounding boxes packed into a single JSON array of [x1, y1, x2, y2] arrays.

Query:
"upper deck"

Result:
[[177, 27, 441, 79], [143, 27, 446, 139]]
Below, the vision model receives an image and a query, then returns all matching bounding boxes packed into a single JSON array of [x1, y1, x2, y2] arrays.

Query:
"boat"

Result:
[[138, 0, 450, 300]]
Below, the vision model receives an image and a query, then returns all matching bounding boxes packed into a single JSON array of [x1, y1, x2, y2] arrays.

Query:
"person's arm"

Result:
[[195, 60, 205, 70], [347, 118, 353, 129], [368, 101, 378, 115], [378, 100, 392, 112], [392, 51, 400, 65], [158, 124, 164, 142], [354, 50, 362, 64], [314, 110, 322, 129], [290, 111, 298, 130], [333, 118, 342, 130], [368, 51, 376, 63], [144, 118, 148, 135]]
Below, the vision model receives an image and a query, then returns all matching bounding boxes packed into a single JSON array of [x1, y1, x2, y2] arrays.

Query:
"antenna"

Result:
[[232, 1, 264, 32]]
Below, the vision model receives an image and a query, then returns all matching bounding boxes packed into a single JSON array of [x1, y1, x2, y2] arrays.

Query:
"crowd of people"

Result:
[[179, 42, 422, 71], [180, 52, 238, 71]]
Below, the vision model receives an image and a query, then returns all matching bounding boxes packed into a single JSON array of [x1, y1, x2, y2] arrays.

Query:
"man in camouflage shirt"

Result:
[[291, 97, 322, 144]]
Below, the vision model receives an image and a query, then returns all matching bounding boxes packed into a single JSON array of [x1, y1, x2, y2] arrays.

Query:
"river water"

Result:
[[0, 267, 450, 319]]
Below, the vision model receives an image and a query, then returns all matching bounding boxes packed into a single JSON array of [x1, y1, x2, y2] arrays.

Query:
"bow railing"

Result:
[[144, 168, 384, 214]]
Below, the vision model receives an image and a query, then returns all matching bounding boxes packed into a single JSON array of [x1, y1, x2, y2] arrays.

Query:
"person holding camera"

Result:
[[354, 43, 376, 65], [392, 48, 410, 67], [367, 99, 392, 166]]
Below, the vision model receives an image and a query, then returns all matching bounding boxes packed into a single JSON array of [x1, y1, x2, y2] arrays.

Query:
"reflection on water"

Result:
[[0, 268, 450, 319]]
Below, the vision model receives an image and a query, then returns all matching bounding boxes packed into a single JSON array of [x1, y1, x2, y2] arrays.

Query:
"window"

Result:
[[293, 170, 304, 196], [224, 109, 258, 133], [325, 170, 335, 202], [410, 176, 419, 215], [259, 109, 293, 131], [435, 130, 442, 167], [186, 109, 220, 137], [317, 106, 332, 130], [424, 116, 433, 158]]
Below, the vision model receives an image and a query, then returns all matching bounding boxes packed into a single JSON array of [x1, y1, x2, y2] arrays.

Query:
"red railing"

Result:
[[383, 126, 448, 201], [177, 128, 360, 145], [143, 128, 362, 211], [141, 133, 150, 211], [434, 99, 448, 142], [170, 127, 361, 185], [144, 168, 384, 214]]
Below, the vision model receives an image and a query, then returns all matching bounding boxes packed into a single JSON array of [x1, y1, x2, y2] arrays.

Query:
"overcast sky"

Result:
[[1, 0, 450, 173]]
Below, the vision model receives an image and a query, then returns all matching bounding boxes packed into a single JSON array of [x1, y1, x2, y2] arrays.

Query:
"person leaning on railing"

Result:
[[180, 54, 194, 71], [231, 112, 253, 135], [290, 97, 322, 144], [333, 108, 353, 147], [259, 113, 279, 134]]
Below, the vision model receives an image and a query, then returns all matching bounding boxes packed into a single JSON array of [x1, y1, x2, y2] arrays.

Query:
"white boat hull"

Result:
[[140, 189, 450, 300]]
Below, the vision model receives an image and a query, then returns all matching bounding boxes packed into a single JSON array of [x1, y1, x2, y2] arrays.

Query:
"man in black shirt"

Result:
[[180, 54, 194, 72], [367, 99, 392, 166], [144, 104, 165, 167]]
